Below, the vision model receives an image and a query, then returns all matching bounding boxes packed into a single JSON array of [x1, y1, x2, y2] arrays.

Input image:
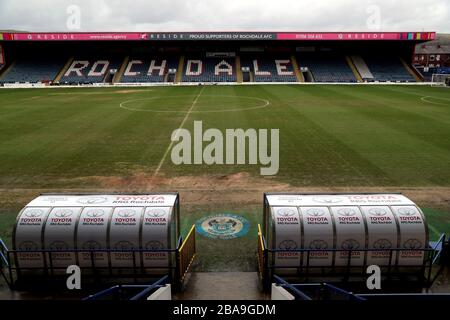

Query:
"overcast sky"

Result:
[[0, 0, 448, 33]]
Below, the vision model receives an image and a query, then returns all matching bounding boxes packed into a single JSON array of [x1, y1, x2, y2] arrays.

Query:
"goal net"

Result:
[[431, 74, 450, 87]]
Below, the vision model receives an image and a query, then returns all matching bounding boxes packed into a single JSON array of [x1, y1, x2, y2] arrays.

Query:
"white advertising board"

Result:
[[141, 207, 171, 268], [361, 206, 398, 266], [76, 207, 112, 267], [43, 207, 81, 269], [331, 206, 366, 266], [272, 207, 301, 267], [299, 207, 334, 267], [14, 207, 51, 269], [109, 207, 142, 268]]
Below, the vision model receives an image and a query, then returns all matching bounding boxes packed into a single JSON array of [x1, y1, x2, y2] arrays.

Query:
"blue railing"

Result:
[[431, 234, 446, 265], [83, 275, 169, 300], [0, 235, 184, 290], [273, 275, 365, 301], [258, 230, 448, 290], [0, 238, 11, 286]]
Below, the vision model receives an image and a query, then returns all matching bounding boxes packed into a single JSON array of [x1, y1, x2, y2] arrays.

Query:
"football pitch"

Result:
[[0, 84, 449, 271]]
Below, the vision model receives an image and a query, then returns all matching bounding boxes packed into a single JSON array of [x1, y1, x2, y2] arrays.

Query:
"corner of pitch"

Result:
[[170, 120, 279, 175]]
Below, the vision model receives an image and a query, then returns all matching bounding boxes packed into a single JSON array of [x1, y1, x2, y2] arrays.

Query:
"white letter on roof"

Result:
[[88, 60, 110, 77], [124, 60, 143, 76], [275, 60, 293, 76], [148, 60, 167, 76], [65, 60, 89, 76], [186, 60, 202, 76], [215, 60, 233, 75], [253, 60, 271, 76]]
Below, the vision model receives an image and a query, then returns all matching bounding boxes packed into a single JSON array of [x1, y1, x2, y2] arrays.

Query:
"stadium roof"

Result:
[[415, 33, 450, 54], [0, 31, 436, 42]]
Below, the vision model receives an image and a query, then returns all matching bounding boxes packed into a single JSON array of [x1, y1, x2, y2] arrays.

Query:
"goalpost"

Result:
[[431, 74, 450, 87]]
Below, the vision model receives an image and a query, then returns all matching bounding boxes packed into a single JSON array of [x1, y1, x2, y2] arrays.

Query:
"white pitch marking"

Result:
[[119, 95, 270, 113], [153, 86, 205, 176], [420, 96, 450, 105]]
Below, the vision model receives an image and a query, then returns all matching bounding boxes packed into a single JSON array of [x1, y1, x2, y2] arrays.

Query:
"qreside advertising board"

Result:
[[76, 207, 112, 267], [299, 207, 334, 267], [330, 206, 366, 266], [14, 207, 51, 269], [0, 32, 435, 41], [272, 207, 301, 267]]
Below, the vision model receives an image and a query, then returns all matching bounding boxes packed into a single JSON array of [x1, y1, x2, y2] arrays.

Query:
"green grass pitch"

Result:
[[0, 84, 449, 270]]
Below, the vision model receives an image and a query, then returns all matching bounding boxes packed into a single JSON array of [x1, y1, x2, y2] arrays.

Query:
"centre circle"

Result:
[[119, 95, 270, 113]]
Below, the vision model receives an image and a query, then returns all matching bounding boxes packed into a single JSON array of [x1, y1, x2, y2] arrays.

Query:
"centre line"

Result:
[[153, 86, 205, 176]]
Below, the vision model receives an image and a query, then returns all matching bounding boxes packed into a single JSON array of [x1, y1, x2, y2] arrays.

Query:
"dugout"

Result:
[[258, 193, 446, 289], [0, 193, 196, 290]]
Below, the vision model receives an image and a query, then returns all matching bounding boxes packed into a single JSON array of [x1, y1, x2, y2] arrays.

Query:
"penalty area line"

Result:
[[152, 86, 205, 177]]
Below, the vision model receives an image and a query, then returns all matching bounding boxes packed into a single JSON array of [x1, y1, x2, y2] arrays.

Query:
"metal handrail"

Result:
[[130, 275, 169, 300], [431, 234, 446, 265], [83, 275, 169, 300], [273, 275, 312, 300]]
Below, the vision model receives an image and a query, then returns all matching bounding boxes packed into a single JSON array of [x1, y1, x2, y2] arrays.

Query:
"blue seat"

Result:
[[0, 57, 66, 83], [298, 53, 357, 83], [363, 55, 415, 82]]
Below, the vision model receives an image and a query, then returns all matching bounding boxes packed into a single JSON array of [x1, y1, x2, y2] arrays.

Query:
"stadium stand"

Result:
[[0, 57, 66, 83], [181, 56, 236, 82], [350, 55, 374, 81], [417, 66, 450, 81], [240, 56, 298, 82], [60, 57, 122, 84], [298, 53, 357, 82], [120, 56, 179, 83], [363, 55, 416, 82]]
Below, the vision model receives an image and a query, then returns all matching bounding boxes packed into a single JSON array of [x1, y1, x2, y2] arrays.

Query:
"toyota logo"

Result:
[[49, 241, 69, 251], [86, 209, 105, 217], [146, 209, 166, 217], [306, 208, 325, 216], [397, 207, 416, 216], [276, 208, 296, 217], [279, 240, 298, 250], [53, 209, 73, 217], [341, 239, 360, 250], [368, 208, 388, 216], [309, 239, 328, 250], [403, 239, 422, 249], [145, 240, 164, 250], [373, 239, 392, 249], [117, 209, 136, 217], [18, 241, 39, 251], [313, 196, 343, 204], [82, 240, 102, 250], [24, 209, 44, 217], [337, 208, 357, 216], [77, 197, 108, 205], [114, 241, 134, 250]]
